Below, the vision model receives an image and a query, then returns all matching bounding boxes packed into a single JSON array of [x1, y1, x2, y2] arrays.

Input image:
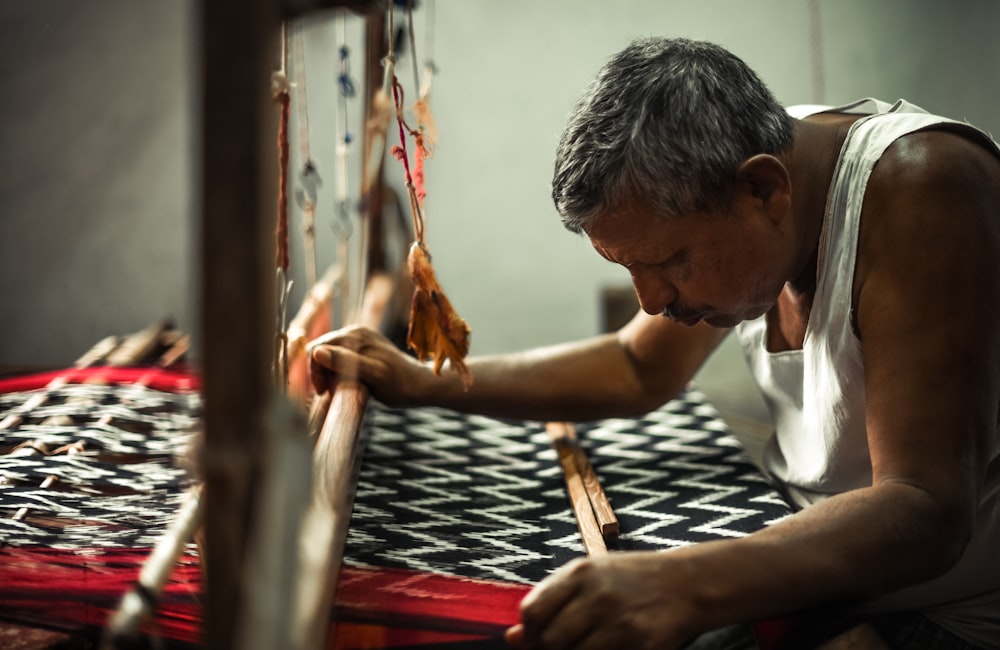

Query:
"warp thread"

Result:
[[272, 73, 292, 273], [338, 45, 356, 98]]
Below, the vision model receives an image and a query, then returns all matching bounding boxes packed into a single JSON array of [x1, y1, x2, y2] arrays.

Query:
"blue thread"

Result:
[[338, 73, 356, 98]]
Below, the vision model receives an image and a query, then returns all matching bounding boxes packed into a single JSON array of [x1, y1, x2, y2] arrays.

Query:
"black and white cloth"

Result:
[[345, 390, 791, 585]]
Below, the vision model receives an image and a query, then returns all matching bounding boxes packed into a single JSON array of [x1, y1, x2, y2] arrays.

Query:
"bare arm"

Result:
[[509, 130, 1000, 648], [309, 308, 727, 422], [691, 130, 1000, 625]]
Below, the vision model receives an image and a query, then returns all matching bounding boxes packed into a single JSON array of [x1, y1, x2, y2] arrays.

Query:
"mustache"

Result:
[[661, 303, 703, 322]]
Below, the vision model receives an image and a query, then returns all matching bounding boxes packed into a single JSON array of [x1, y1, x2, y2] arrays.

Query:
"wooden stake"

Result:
[[547, 422, 608, 557], [291, 272, 395, 649], [547, 421, 619, 541]]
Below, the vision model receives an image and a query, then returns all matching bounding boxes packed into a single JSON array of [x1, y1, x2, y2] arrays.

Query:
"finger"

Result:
[[306, 326, 351, 350], [521, 558, 585, 613], [531, 600, 597, 650], [519, 560, 588, 648], [504, 624, 525, 648], [309, 345, 363, 393], [309, 354, 330, 394], [306, 324, 369, 354]]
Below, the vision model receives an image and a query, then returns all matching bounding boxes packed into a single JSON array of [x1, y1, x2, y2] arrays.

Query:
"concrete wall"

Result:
[[1, 0, 997, 369]]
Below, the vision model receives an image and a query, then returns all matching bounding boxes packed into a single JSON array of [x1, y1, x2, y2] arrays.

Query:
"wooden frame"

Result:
[[198, 1, 391, 647]]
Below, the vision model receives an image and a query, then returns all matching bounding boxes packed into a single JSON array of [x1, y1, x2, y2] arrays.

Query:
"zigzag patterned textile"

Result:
[[331, 395, 792, 647], [346, 397, 790, 582], [0, 366, 202, 644], [0, 367, 792, 648]]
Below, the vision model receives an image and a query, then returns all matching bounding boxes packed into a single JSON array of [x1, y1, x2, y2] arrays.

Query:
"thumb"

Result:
[[311, 344, 335, 369], [309, 345, 357, 393]]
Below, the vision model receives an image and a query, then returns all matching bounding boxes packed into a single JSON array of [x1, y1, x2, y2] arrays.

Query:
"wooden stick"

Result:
[[11, 441, 85, 522], [0, 333, 126, 431], [546, 422, 608, 557], [105, 319, 174, 367], [199, 0, 280, 646], [547, 421, 619, 541], [290, 272, 395, 650], [103, 485, 204, 648], [286, 264, 341, 366]]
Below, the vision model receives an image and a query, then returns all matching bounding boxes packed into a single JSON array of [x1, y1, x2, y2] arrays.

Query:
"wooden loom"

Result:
[[191, 3, 889, 646], [199, 1, 411, 648], [0, 4, 878, 649]]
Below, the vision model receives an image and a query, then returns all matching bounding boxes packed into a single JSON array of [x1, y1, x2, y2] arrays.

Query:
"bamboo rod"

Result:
[[286, 264, 341, 365], [291, 272, 395, 650], [547, 421, 619, 541], [95, 336, 199, 649], [547, 422, 611, 557], [104, 319, 173, 367], [0, 336, 118, 431], [103, 486, 204, 648]]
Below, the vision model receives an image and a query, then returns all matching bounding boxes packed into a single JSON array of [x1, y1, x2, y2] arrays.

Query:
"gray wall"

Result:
[[2, 1, 998, 369]]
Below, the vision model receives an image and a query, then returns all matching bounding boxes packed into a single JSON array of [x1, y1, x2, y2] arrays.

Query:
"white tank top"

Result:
[[735, 98, 1000, 646]]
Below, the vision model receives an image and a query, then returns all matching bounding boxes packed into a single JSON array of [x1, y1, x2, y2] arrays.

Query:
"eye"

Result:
[[658, 249, 686, 269]]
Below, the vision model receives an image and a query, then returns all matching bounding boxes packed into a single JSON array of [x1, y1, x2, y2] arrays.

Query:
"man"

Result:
[[310, 38, 1000, 649]]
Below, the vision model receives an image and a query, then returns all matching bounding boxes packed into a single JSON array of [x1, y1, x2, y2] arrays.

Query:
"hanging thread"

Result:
[[292, 21, 321, 289], [406, 0, 421, 98], [332, 12, 357, 327], [390, 79, 425, 244], [274, 89, 291, 273], [272, 26, 292, 274], [272, 23, 294, 387]]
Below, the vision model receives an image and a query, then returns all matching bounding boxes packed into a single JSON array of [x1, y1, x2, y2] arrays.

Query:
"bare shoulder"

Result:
[[866, 127, 1000, 226], [874, 126, 1000, 190], [856, 127, 1000, 324]]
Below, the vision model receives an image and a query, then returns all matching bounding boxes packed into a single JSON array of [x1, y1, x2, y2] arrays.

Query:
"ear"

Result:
[[736, 154, 792, 224]]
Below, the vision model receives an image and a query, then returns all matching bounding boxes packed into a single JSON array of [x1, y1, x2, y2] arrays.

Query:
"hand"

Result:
[[505, 552, 701, 650], [308, 325, 432, 406]]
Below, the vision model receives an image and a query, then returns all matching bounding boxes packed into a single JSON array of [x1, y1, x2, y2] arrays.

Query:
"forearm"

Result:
[[311, 316, 722, 422], [415, 333, 687, 422], [678, 481, 970, 632], [409, 314, 727, 421]]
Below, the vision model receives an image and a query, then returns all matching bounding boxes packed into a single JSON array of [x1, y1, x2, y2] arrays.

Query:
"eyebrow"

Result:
[[591, 243, 619, 265]]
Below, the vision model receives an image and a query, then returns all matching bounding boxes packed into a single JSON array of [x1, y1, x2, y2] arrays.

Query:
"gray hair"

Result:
[[552, 37, 794, 233]]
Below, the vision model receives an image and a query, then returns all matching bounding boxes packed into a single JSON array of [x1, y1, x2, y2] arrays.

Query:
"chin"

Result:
[[705, 314, 743, 328], [707, 304, 768, 328]]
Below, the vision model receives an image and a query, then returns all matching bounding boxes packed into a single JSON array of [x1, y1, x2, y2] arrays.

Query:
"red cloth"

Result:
[[0, 365, 200, 394]]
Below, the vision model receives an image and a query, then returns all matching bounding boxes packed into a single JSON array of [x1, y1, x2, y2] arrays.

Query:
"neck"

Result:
[[781, 116, 856, 295]]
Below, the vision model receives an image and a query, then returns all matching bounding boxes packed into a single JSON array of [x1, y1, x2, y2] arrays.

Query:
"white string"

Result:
[[332, 11, 354, 327]]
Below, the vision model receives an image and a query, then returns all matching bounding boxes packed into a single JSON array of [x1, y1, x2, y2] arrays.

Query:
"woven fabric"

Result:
[[0, 368, 202, 644], [0, 373, 200, 549], [331, 392, 794, 648], [343, 393, 790, 585], [0, 368, 793, 648]]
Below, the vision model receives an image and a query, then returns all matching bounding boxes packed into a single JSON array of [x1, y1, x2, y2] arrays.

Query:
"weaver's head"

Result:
[[552, 37, 794, 233]]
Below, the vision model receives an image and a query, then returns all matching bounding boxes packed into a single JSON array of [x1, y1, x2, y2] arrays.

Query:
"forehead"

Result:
[[586, 207, 688, 262]]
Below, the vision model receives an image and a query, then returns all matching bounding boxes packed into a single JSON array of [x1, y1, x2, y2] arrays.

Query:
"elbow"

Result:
[[875, 478, 975, 588]]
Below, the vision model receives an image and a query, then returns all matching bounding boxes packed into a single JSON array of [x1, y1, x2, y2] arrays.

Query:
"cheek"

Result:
[[702, 242, 774, 308]]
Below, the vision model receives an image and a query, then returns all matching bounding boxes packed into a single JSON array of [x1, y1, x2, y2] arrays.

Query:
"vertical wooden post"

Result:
[[199, 1, 280, 648], [363, 12, 388, 275]]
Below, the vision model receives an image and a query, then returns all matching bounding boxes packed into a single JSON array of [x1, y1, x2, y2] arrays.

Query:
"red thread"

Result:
[[0, 549, 529, 647], [391, 77, 428, 243], [413, 139, 427, 205], [275, 88, 291, 272], [391, 78, 414, 186]]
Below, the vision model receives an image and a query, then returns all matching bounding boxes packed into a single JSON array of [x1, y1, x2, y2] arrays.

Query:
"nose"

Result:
[[630, 267, 677, 316]]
